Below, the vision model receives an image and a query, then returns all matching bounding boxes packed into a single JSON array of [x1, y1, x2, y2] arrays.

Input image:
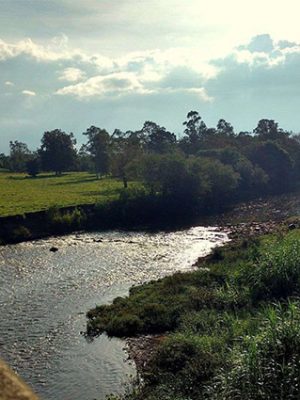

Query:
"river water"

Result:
[[0, 227, 229, 400]]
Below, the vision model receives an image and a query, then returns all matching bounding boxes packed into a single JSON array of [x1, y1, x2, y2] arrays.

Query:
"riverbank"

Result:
[[124, 221, 284, 379], [87, 194, 300, 400], [1, 188, 300, 245], [124, 196, 297, 379], [0, 226, 227, 400], [0, 359, 39, 400]]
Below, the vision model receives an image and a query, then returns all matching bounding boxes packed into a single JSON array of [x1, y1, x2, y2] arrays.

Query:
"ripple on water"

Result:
[[0, 226, 229, 400]]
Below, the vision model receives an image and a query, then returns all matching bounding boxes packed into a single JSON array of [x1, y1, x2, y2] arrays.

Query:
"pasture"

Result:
[[0, 172, 127, 216]]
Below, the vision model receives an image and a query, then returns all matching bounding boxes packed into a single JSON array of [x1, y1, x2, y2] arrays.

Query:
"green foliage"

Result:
[[26, 156, 40, 177], [3, 113, 300, 223], [87, 229, 300, 400], [181, 111, 208, 154], [138, 121, 177, 154], [198, 148, 268, 196], [253, 118, 288, 140], [208, 303, 300, 400], [149, 334, 225, 394], [82, 126, 111, 178], [245, 141, 293, 193], [46, 206, 86, 232], [130, 153, 240, 210], [40, 129, 77, 174], [110, 129, 142, 188], [195, 157, 240, 203], [240, 233, 300, 300], [9, 140, 32, 172], [0, 153, 10, 170], [106, 314, 143, 337]]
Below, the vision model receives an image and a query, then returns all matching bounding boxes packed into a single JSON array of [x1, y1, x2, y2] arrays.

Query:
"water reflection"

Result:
[[0, 227, 229, 400]]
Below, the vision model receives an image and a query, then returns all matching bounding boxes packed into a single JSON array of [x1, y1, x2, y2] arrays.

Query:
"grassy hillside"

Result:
[[0, 171, 129, 217]]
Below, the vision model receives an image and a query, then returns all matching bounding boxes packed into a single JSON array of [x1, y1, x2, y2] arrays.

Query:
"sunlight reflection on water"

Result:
[[0, 226, 229, 400]]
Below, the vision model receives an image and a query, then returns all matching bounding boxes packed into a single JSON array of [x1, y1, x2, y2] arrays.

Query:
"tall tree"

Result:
[[253, 119, 288, 140], [111, 129, 142, 188], [180, 111, 207, 154], [40, 129, 77, 175], [142, 121, 177, 154], [26, 154, 40, 177], [82, 126, 110, 179], [0, 153, 9, 170], [245, 141, 293, 193], [216, 119, 234, 136], [9, 140, 31, 172]]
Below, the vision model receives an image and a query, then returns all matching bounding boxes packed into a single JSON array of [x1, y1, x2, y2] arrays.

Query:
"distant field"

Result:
[[0, 172, 129, 217]]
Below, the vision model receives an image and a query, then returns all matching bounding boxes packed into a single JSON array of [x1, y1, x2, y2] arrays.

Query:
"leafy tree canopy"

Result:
[[40, 129, 77, 175]]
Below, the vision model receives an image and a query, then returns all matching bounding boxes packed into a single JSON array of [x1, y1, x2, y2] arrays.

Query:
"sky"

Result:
[[1, 0, 300, 152]]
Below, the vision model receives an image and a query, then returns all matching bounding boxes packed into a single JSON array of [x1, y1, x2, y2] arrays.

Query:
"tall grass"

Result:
[[87, 229, 300, 400], [208, 302, 300, 400], [240, 233, 300, 300]]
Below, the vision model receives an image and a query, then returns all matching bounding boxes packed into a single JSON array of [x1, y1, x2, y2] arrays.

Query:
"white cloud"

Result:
[[183, 88, 213, 102], [58, 67, 85, 82], [161, 87, 213, 102], [4, 81, 14, 86], [213, 35, 300, 72], [0, 36, 92, 63], [56, 72, 154, 99], [0, 37, 218, 102], [22, 90, 36, 96]]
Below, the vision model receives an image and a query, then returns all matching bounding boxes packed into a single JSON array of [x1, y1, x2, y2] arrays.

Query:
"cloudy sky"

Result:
[[1, 0, 300, 152]]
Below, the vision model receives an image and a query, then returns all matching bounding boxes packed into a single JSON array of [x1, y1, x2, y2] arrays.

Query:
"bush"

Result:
[[140, 303, 179, 332], [106, 314, 143, 337], [11, 225, 31, 241], [46, 206, 86, 232], [149, 334, 226, 396]]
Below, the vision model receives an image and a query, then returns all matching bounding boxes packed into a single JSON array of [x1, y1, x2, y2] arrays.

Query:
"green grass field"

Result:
[[0, 171, 129, 217]]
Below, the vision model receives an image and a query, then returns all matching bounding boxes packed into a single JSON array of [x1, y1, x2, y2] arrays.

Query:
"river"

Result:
[[0, 226, 229, 400]]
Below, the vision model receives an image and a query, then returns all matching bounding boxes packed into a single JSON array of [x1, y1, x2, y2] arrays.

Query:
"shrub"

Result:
[[149, 334, 226, 396], [140, 303, 179, 332], [46, 206, 86, 232], [106, 314, 143, 337], [11, 225, 31, 241]]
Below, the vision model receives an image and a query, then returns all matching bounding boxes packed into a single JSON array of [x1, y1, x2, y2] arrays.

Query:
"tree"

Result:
[[245, 141, 293, 193], [77, 145, 94, 172], [26, 156, 40, 177], [141, 121, 177, 154], [40, 129, 77, 175], [0, 153, 10, 170], [180, 111, 207, 154], [111, 129, 143, 188], [9, 140, 31, 172], [216, 119, 235, 136], [194, 157, 240, 205], [253, 119, 288, 140], [134, 153, 208, 201], [83, 126, 111, 179]]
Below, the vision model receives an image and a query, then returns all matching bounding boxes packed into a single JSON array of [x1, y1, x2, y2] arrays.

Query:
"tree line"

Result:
[[1, 112, 300, 209]]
